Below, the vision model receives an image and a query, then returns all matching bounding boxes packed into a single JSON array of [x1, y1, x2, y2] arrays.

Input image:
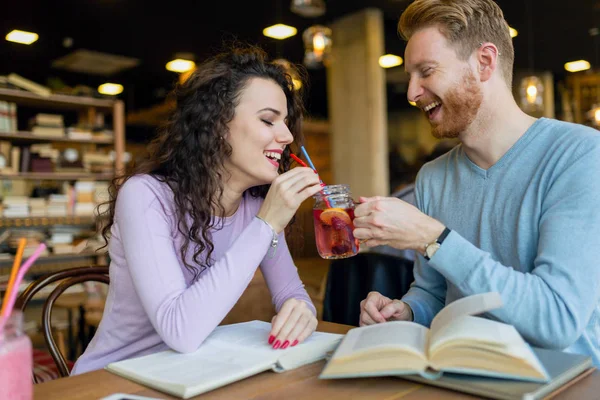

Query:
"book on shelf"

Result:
[[6, 73, 51, 97], [105, 320, 344, 399], [30, 125, 65, 138], [0, 101, 17, 132], [320, 292, 551, 383], [30, 113, 64, 127]]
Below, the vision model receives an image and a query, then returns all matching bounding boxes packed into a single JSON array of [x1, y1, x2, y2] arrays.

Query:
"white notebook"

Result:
[[106, 320, 343, 399]]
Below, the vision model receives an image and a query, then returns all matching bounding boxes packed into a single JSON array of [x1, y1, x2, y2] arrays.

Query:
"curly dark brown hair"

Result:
[[100, 44, 307, 280]]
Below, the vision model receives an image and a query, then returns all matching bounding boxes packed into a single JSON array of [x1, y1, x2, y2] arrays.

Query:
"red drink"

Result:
[[313, 207, 359, 259]]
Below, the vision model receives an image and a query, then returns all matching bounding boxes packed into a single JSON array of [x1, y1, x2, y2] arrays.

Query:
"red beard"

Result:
[[429, 69, 483, 139]]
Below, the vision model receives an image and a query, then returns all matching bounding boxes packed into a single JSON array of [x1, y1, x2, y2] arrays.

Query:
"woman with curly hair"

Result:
[[71, 45, 323, 374]]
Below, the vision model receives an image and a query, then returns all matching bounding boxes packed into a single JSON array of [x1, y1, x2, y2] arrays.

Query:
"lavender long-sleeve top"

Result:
[[71, 175, 315, 375]]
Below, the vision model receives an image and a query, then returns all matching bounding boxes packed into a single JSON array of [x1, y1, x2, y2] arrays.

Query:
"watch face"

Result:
[[426, 242, 441, 259]]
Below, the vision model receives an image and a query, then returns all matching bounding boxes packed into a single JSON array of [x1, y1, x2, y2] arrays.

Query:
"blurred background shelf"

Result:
[[0, 215, 97, 228], [0, 88, 115, 111], [0, 173, 113, 180], [0, 131, 114, 145]]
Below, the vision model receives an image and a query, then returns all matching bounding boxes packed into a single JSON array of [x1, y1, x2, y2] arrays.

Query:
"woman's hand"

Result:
[[257, 167, 322, 233], [268, 298, 317, 349]]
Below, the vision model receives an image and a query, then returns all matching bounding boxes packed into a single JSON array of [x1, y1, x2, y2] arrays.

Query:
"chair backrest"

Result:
[[322, 252, 414, 326], [16, 265, 109, 378]]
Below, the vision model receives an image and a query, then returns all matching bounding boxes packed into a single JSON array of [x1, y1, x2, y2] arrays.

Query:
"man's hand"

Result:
[[359, 291, 413, 326], [353, 196, 445, 253]]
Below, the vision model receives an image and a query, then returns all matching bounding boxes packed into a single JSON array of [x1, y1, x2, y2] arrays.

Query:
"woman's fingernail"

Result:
[[268, 335, 275, 345], [273, 340, 281, 349], [292, 340, 298, 347], [281, 340, 290, 349]]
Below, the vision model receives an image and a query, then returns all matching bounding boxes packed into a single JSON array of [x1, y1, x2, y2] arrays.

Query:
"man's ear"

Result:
[[477, 42, 499, 82]]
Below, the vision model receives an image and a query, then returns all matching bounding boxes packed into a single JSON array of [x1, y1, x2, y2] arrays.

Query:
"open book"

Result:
[[106, 320, 343, 399], [320, 292, 550, 383]]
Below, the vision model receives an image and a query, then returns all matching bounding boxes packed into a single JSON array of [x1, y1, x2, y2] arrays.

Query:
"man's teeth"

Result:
[[264, 151, 281, 161], [423, 101, 441, 112]]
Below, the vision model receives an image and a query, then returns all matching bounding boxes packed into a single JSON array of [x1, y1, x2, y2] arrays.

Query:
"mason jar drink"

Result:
[[313, 184, 359, 259]]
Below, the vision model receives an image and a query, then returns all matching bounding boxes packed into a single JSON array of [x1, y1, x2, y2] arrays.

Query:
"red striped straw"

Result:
[[290, 152, 332, 208]]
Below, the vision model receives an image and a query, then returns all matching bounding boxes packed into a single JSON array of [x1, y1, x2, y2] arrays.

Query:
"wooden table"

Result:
[[34, 322, 600, 400]]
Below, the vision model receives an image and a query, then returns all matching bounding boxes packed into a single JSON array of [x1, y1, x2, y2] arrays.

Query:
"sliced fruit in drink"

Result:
[[319, 208, 351, 226]]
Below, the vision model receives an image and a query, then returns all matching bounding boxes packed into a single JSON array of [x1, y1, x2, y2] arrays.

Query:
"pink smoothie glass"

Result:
[[0, 311, 33, 400]]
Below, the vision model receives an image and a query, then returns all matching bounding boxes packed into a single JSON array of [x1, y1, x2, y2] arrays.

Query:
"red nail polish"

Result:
[[273, 340, 281, 349], [292, 340, 298, 347], [268, 335, 275, 344], [281, 340, 290, 349]]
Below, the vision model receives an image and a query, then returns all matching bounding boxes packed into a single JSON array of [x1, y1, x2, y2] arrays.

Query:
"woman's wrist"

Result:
[[255, 216, 278, 258]]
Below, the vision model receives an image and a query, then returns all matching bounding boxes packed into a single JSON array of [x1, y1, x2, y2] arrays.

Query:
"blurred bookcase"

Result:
[[0, 87, 125, 278]]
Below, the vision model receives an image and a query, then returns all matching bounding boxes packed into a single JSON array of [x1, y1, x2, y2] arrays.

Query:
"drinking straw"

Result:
[[0, 243, 47, 333], [300, 146, 319, 174], [298, 146, 332, 208], [290, 154, 308, 168], [0, 238, 26, 318]]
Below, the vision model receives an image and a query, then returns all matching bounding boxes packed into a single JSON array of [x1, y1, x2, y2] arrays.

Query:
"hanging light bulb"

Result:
[[519, 76, 544, 113], [290, 0, 326, 18], [303, 25, 332, 69]]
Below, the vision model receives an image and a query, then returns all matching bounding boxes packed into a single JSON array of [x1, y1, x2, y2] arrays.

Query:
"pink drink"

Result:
[[313, 207, 359, 259], [0, 312, 33, 400]]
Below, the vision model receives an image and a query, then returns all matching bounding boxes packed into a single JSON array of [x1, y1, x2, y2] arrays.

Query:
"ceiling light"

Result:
[[509, 27, 518, 38], [303, 25, 332, 68], [98, 83, 123, 96], [379, 54, 403, 68], [6, 30, 38, 45], [290, 0, 326, 18], [564, 60, 591, 72], [519, 76, 544, 113], [166, 59, 196, 73], [263, 24, 297, 40], [408, 100, 417, 107]]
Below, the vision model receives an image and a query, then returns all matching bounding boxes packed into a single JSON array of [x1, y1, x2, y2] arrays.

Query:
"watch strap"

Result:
[[424, 227, 451, 260], [437, 227, 451, 245]]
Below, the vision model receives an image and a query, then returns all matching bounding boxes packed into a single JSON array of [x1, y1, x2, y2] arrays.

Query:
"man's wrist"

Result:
[[417, 219, 446, 256], [403, 301, 414, 322]]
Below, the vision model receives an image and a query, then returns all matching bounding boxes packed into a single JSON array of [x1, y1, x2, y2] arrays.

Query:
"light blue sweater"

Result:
[[402, 118, 600, 366]]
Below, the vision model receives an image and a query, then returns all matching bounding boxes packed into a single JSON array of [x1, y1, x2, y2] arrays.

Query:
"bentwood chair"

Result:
[[16, 265, 109, 380]]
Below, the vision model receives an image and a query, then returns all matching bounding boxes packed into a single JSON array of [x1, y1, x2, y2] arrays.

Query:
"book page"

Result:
[[106, 340, 278, 398], [275, 330, 344, 371], [107, 320, 339, 398], [210, 320, 343, 372], [429, 315, 547, 378], [430, 315, 539, 360], [430, 292, 503, 335], [331, 321, 429, 360]]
